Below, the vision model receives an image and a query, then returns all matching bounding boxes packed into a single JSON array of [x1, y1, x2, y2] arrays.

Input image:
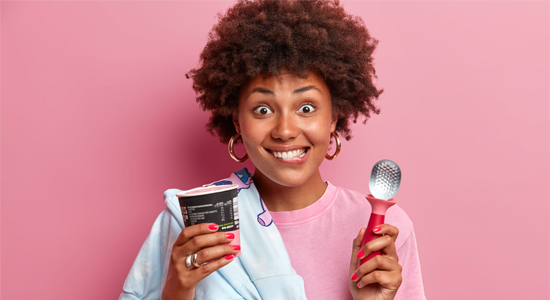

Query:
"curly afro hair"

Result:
[[186, 0, 383, 144]]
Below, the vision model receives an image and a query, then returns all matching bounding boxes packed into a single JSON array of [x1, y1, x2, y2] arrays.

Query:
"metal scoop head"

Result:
[[369, 159, 402, 200]]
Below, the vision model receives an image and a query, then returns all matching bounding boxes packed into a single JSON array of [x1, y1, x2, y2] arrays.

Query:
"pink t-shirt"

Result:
[[270, 182, 426, 300]]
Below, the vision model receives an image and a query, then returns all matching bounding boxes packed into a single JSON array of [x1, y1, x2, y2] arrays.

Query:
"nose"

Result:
[[271, 112, 299, 141]]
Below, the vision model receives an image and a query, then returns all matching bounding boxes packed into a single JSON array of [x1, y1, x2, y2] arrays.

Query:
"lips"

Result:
[[267, 148, 309, 160]]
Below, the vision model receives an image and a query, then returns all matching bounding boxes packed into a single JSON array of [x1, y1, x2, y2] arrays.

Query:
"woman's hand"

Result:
[[349, 225, 402, 300], [161, 223, 240, 300]]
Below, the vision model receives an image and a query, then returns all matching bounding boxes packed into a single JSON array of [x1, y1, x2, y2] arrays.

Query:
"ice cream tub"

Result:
[[176, 184, 240, 256]]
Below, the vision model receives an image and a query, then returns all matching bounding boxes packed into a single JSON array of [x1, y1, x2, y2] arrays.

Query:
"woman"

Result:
[[120, 1, 425, 299]]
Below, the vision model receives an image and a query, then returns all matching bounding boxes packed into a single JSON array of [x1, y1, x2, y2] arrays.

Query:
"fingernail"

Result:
[[357, 282, 362, 288], [357, 249, 364, 258], [225, 233, 235, 239], [208, 224, 219, 231], [373, 226, 382, 233], [351, 273, 357, 281], [232, 245, 241, 251], [225, 254, 234, 260]]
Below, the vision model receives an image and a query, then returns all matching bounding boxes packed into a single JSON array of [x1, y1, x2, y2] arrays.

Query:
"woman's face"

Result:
[[234, 71, 337, 188]]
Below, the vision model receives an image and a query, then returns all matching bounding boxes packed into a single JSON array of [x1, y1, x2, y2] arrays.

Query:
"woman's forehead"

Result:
[[240, 71, 328, 97]]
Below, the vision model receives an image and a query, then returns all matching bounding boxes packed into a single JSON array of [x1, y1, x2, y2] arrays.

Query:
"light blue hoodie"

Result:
[[119, 168, 308, 300]]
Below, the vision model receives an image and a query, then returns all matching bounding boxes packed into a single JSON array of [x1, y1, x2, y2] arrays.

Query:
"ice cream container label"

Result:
[[176, 185, 239, 231]]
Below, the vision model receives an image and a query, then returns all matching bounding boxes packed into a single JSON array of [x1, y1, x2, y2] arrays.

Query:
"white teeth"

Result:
[[272, 149, 307, 160]]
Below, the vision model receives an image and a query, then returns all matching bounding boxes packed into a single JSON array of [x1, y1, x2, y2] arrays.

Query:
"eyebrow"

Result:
[[292, 85, 322, 95], [246, 85, 322, 99], [248, 87, 275, 97]]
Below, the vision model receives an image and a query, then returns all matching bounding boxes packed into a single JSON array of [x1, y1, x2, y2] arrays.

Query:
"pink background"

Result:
[[2, 1, 548, 299]]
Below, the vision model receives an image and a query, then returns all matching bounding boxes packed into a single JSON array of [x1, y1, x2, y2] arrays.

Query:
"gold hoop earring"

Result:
[[228, 133, 248, 163], [325, 131, 341, 160]]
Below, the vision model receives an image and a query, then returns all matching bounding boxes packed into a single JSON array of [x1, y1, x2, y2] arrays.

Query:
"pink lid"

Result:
[[176, 185, 238, 197]]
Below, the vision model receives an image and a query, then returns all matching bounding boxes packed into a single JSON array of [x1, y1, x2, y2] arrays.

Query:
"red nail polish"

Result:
[[357, 249, 364, 258], [373, 226, 382, 233], [351, 273, 357, 281], [357, 282, 362, 288], [225, 233, 235, 239], [225, 254, 234, 260], [208, 224, 219, 231], [232, 245, 241, 251]]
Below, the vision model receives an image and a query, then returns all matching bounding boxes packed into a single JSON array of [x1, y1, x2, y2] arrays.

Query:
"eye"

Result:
[[254, 105, 273, 115], [298, 104, 316, 114]]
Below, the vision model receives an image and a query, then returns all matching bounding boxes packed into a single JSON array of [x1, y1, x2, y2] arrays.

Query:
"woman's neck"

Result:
[[252, 169, 328, 212]]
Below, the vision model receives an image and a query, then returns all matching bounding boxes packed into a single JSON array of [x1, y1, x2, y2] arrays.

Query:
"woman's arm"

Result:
[[120, 210, 174, 300], [119, 210, 240, 300]]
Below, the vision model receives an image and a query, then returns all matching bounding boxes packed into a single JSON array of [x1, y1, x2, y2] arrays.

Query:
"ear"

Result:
[[330, 110, 338, 132], [232, 111, 241, 134]]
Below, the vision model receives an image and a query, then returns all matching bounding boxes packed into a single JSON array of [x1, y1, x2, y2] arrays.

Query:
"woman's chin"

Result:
[[253, 167, 322, 190]]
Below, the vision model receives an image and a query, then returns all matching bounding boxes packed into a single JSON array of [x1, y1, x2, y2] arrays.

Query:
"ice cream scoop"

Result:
[[359, 159, 401, 266]]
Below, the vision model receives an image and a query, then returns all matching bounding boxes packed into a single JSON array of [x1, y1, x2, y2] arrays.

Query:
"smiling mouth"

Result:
[[269, 148, 308, 160]]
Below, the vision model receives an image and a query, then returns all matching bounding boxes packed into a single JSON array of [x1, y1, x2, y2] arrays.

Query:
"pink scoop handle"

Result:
[[359, 195, 397, 266], [360, 213, 385, 265]]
